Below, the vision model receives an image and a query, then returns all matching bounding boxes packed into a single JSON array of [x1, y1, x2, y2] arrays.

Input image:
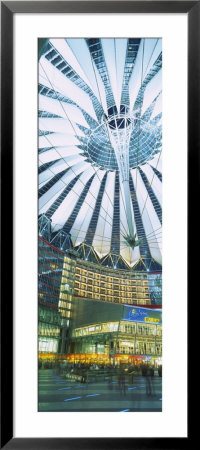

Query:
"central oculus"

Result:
[[86, 104, 159, 172]]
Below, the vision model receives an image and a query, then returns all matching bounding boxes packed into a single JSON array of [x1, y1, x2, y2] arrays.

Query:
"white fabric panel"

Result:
[[120, 178, 138, 238], [149, 154, 162, 173], [120, 184, 132, 238], [39, 159, 70, 185], [101, 39, 118, 112], [39, 133, 81, 149], [39, 170, 53, 186], [39, 169, 54, 187], [39, 60, 53, 90], [120, 229, 139, 268], [39, 155, 86, 182], [39, 94, 62, 116], [142, 164, 162, 207], [38, 179, 49, 190], [142, 39, 160, 78], [143, 199, 162, 264], [131, 170, 162, 264], [129, 39, 162, 113], [92, 63, 108, 115], [50, 39, 93, 90], [141, 71, 162, 116], [39, 161, 89, 211], [70, 170, 106, 246], [131, 169, 148, 217], [129, 39, 145, 111], [39, 118, 85, 136], [151, 94, 162, 120], [135, 171, 162, 264], [39, 188, 67, 216], [143, 39, 162, 78], [116, 38, 127, 110], [39, 157, 81, 186], [92, 171, 115, 257], [39, 157, 87, 186], [119, 185, 140, 266], [39, 147, 83, 167], [39, 162, 60, 186], [39, 57, 97, 121], [39, 95, 89, 128], [66, 38, 103, 107], [51, 166, 96, 231], [120, 239, 140, 268]]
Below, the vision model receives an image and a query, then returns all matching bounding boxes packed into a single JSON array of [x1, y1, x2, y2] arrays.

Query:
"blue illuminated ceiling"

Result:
[[38, 38, 162, 270]]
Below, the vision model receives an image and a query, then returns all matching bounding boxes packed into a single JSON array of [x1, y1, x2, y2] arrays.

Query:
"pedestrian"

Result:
[[150, 366, 156, 396], [119, 370, 126, 395], [146, 366, 152, 396]]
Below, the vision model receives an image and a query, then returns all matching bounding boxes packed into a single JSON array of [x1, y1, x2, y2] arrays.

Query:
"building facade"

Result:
[[38, 238, 162, 367]]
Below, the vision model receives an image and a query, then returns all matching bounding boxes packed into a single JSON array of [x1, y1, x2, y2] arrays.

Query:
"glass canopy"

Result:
[[39, 38, 162, 269]]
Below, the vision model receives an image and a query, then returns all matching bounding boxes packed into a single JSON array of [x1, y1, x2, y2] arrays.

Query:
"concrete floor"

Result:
[[38, 369, 162, 412]]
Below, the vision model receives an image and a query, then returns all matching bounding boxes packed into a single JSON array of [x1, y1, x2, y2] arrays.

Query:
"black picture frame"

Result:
[[0, 1, 198, 449]]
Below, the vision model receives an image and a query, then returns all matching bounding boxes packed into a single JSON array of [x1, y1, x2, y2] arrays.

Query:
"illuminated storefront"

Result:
[[68, 299, 162, 366]]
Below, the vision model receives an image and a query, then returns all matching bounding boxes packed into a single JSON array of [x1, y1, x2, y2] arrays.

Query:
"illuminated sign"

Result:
[[123, 305, 161, 324], [144, 317, 160, 323]]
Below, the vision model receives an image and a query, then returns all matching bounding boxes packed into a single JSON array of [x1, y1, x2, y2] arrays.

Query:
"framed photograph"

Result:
[[1, 1, 198, 448]]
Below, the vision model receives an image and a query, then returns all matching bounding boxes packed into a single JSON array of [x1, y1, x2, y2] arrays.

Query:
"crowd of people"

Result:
[[39, 359, 162, 396]]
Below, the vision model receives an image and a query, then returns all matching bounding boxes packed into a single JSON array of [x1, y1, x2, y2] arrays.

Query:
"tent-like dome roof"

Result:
[[39, 38, 162, 270]]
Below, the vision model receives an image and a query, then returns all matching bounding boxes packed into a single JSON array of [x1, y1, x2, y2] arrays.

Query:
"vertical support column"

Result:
[[105, 115, 135, 240], [122, 179, 134, 237]]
